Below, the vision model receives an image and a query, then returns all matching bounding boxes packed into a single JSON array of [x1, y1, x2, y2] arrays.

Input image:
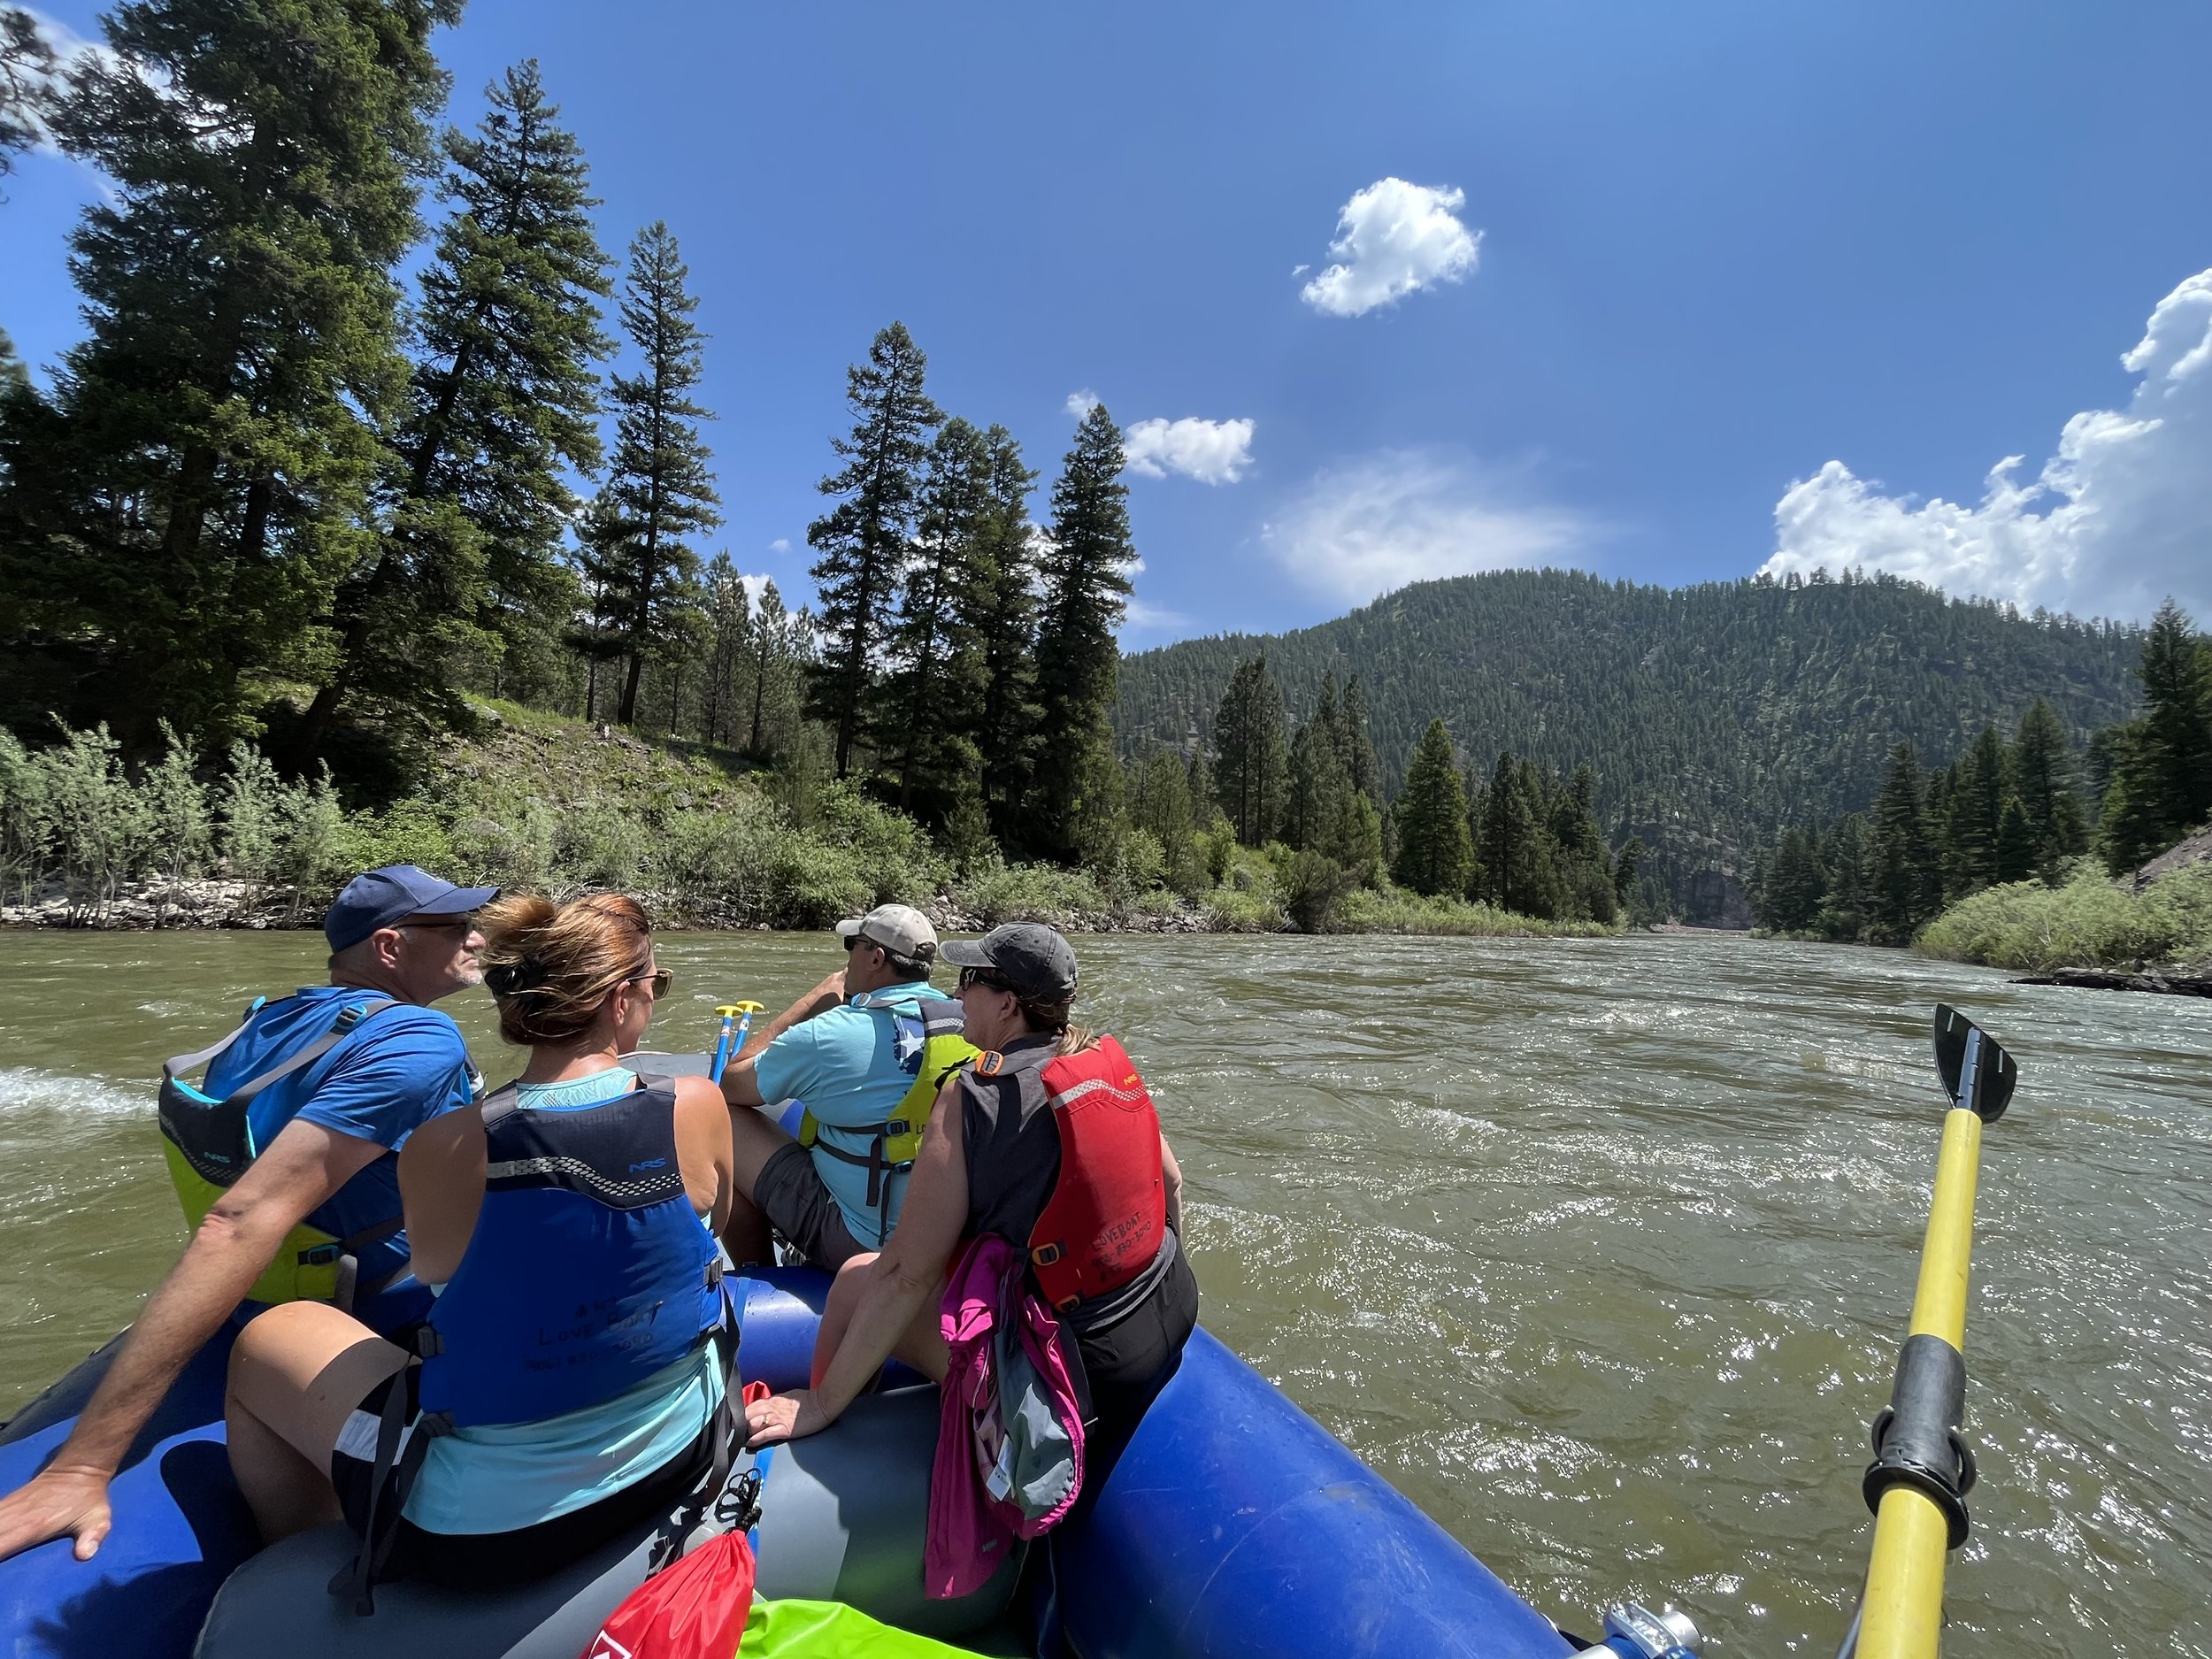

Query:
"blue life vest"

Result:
[[418, 1074, 724, 1430]]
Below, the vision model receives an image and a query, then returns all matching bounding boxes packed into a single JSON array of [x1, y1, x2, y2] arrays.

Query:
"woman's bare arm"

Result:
[[744, 1079, 971, 1445], [1160, 1133, 1185, 1236]]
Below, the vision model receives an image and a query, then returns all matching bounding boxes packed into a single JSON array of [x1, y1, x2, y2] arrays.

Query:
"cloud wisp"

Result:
[[1760, 266, 2212, 624], [1064, 389, 1101, 419], [1263, 450, 1591, 605], [1300, 179, 1480, 319], [1123, 416, 1255, 484]]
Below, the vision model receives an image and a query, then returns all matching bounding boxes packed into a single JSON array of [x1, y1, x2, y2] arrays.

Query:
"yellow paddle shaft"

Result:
[[1857, 1104, 1984, 1659]]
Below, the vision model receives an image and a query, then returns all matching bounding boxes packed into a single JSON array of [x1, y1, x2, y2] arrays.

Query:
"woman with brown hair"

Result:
[[744, 923, 1196, 1494], [221, 893, 735, 1595]]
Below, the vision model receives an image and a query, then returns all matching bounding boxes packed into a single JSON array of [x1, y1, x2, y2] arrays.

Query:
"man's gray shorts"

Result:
[[753, 1141, 867, 1270]]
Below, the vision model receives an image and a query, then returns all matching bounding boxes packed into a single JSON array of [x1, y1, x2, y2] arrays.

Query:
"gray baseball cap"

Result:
[[940, 923, 1079, 1001], [835, 903, 939, 963]]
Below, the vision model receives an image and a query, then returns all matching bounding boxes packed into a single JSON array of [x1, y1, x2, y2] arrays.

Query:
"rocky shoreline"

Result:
[[2012, 967, 2212, 998]]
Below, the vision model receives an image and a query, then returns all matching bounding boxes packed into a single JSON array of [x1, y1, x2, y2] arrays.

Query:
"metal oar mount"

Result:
[[1851, 1004, 2017, 1659]]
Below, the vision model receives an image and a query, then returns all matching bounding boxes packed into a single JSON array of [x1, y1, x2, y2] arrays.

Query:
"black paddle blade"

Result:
[[1932, 1004, 2017, 1122]]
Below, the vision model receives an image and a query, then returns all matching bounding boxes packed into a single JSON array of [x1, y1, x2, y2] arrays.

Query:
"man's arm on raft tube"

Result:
[[720, 969, 847, 1106], [743, 1078, 969, 1448], [1161, 1133, 1185, 1237], [0, 1118, 384, 1564]]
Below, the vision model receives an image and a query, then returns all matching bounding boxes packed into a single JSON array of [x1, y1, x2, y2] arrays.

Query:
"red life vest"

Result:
[[1025, 1036, 1168, 1312]]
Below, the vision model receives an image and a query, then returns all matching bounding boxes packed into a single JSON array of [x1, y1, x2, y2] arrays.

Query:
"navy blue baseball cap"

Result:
[[324, 865, 499, 952]]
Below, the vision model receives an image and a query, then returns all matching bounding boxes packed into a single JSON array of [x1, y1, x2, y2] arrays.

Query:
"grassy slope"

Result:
[[1916, 856, 2212, 974]]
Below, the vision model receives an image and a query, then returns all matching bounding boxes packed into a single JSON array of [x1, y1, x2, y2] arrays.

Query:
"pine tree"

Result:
[[1475, 751, 1535, 910], [1817, 813, 1873, 941], [0, 326, 24, 392], [744, 579, 810, 759], [7, 0, 457, 743], [594, 222, 719, 727], [881, 416, 992, 820], [1127, 746, 1207, 895], [972, 425, 1041, 842], [2011, 698, 2087, 877], [1393, 720, 1473, 896], [1756, 827, 1828, 933], [1942, 724, 2010, 897], [0, 6, 57, 186], [806, 321, 940, 778], [1870, 741, 1940, 941], [1340, 674, 1381, 803], [1285, 717, 1353, 853], [1212, 655, 1287, 847], [2100, 599, 2212, 871], [697, 553, 753, 746], [1027, 402, 1137, 858], [297, 60, 613, 757]]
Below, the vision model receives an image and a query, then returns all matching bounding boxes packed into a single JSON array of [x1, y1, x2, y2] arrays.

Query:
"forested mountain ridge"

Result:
[[1114, 568, 2143, 895]]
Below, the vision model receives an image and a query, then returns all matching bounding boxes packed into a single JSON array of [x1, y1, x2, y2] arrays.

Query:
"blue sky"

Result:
[[6, 0, 2210, 637]]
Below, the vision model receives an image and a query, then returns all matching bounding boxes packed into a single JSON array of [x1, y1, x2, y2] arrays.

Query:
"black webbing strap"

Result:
[[328, 1342, 446, 1616]]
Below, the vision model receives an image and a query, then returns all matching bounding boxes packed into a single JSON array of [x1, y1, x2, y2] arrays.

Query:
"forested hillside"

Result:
[[1115, 568, 2143, 899]]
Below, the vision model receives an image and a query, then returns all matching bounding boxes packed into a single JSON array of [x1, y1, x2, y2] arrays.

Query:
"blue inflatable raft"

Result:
[[4, 1051, 1591, 1656], [1, 1262, 1578, 1658]]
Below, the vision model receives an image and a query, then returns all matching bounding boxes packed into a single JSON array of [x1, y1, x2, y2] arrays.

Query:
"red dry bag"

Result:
[[578, 1382, 772, 1659]]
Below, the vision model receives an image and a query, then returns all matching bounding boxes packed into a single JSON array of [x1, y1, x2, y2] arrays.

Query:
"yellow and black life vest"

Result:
[[157, 997, 404, 1309], [797, 990, 978, 1234]]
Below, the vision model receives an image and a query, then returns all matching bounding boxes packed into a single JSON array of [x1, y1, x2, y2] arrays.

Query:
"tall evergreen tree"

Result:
[[745, 579, 810, 759], [1027, 401, 1137, 858], [697, 552, 753, 747], [1285, 716, 1352, 853], [1474, 751, 1534, 910], [881, 416, 991, 819], [806, 320, 940, 778], [1942, 724, 2010, 896], [297, 59, 613, 756], [2011, 698, 2087, 876], [592, 222, 719, 727], [2100, 599, 2212, 871], [1127, 745, 1207, 895], [0, 5, 53, 188], [1212, 654, 1287, 847], [1393, 719, 1474, 896], [1869, 741, 1940, 940], [971, 425, 1040, 841], [1756, 826, 1828, 933], [4, 0, 457, 742], [1340, 674, 1381, 803]]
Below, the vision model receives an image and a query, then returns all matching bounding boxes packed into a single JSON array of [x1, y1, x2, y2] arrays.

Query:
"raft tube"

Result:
[[3, 1274, 1571, 1658]]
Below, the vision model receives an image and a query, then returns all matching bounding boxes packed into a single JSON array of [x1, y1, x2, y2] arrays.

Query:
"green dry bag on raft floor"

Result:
[[740, 1599, 993, 1658]]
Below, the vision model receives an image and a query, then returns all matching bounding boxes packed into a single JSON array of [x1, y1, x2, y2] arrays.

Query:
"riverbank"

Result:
[[1916, 856, 2212, 978], [2, 703, 1624, 941]]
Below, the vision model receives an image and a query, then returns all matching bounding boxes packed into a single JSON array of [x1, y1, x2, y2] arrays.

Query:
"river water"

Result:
[[1, 930, 2207, 1655]]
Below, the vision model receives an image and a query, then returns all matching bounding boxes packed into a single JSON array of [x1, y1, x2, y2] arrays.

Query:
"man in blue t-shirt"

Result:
[[0, 864, 493, 1568], [718, 904, 967, 1269]]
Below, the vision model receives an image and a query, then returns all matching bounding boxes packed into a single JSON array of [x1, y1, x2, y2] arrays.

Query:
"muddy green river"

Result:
[[1, 930, 2207, 1654]]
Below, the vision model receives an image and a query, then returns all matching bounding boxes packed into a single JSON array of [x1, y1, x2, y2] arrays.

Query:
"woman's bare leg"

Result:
[[811, 1253, 948, 1387], [718, 1107, 796, 1267], [226, 1302, 406, 1544]]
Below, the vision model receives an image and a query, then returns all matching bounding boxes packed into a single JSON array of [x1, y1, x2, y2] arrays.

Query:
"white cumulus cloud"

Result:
[[1300, 179, 1481, 319], [1760, 267, 2212, 624], [1123, 416, 1255, 485], [1263, 450, 1590, 605], [1064, 389, 1101, 419]]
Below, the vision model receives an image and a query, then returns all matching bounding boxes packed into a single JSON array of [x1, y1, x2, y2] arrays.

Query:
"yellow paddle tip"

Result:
[[715, 1002, 766, 1016]]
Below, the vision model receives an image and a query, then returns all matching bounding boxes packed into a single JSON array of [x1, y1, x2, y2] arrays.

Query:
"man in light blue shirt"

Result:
[[718, 905, 972, 1268]]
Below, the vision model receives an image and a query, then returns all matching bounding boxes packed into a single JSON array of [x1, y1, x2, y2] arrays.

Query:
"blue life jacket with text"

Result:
[[418, 1074, 724, 1430]]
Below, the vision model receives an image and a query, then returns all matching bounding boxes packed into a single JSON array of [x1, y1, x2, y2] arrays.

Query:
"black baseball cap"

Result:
[[940, 924, 1079, 1001], [324, 864, 499, 952]]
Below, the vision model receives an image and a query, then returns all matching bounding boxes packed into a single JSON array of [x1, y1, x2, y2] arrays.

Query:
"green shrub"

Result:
[[1202, 885, 1285, 933], [1916, 860, 2212, 972], [1332, 885, 1617, 937], [954, 857, 1108, 927]]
